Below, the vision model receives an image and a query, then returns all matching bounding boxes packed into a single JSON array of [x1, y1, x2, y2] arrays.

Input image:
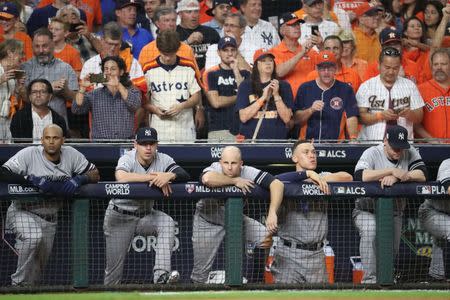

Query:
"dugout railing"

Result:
[[0, 181, 448, 292]]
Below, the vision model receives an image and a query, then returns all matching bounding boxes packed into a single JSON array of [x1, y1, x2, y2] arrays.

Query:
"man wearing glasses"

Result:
[[10, 79, 68, 141], [356, 46, 424, 142]]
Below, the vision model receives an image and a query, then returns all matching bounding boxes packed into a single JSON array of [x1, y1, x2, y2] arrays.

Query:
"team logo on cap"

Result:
[[330, 97, 343, 110], [388, 32, 396, 38], [323, 54, 329, 59], [145, 129, 152, 136], [398, 132, 405, 140], [224, 37, 231, 42]]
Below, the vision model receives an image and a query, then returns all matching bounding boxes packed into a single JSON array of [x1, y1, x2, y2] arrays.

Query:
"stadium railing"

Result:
[[0, 181, 448, 292]]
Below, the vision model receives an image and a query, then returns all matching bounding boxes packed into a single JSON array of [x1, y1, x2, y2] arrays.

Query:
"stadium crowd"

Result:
[[0, 0, 448, 143]]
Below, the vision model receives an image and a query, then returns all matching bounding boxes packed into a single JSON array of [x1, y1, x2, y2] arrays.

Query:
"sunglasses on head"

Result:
[[382, 47, 401, 57]]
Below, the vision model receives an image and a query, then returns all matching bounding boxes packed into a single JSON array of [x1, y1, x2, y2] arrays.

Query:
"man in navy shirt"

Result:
[[203, 36, 250, 141], [294, 50, 359, 142], [115, 0, 154, 60]]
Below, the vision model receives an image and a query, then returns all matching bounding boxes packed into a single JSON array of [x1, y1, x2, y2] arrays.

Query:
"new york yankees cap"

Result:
[[386, 125, 410, 149], [136, 127, 158, 143], [218, 36, 237, 50]]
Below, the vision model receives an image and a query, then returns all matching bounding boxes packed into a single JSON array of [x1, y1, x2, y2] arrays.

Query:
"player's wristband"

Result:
[[375, 112, 384, 121]]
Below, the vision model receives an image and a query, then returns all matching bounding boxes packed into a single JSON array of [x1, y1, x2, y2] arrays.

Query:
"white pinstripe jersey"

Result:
[[356, 75, 424, 142], [145, 61, 201, 142]]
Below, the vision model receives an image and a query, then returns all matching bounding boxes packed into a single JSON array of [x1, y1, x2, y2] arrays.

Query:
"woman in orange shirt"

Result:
[[402, 16, 432, 82]]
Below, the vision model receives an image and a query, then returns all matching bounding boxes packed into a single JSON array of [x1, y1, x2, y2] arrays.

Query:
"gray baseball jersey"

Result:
[[191, 162, 271, 283], [354, 143, 425, 214], [4, 145, 92, 215], [3, 145, 93, 285], [271, 172, 330, 284], [195, 162, 270, 225], [422, 158, 450, 213], [110, 149, 180, 212], [277, 171, 330, 244]]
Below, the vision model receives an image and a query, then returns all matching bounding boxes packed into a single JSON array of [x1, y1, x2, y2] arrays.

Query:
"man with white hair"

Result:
[[240, 0, 280, 51], [176, 0, 220, 70]]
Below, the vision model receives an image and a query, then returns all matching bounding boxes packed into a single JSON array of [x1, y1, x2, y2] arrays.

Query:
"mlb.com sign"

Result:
[[8, 184, 39, 194]]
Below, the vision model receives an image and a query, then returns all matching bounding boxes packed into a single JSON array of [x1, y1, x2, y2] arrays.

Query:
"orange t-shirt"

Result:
[[362, 57, 421, 84], [54, 43, 83, 72], [37, 0, 102, 31], [139, 41, 202, 87], [342, 57, 368, 81], [353, 27, 381, 64], [306, 65, 361, 93], [418, 79, 450, 139], [269, 40, 318, 98], [294, 8, 339, 23], [403, 48, 432, 83], [14, 32, 33, 61]]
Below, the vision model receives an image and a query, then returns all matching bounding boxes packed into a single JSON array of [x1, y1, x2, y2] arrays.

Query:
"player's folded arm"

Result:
[[276, 171, 308, 183], [0, 166, 28, 184], [170, 166, 190, 182]]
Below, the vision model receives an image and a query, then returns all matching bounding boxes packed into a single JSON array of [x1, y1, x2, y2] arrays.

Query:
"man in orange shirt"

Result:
[[49, 17, 82, 75], [306, 35, 361, 93], [0, 3, 33, 61], [415, 49, 450, 142], [270, 12, 318, 98], [138, 6, 201, 83], [353, 1, 383, 63], [339, 29, 368, 81], [363, 27, 421, 84]]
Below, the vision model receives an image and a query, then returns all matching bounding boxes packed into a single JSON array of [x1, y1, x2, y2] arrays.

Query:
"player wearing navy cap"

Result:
[[103, 127, 190, 285], [353, 125, 428, 283]]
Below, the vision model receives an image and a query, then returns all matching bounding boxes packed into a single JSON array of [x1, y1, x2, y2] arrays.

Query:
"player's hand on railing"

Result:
[[306, 170, 330, 194], [27, 175, 54, 193], [265, 212, 278, 234], [160, 184, 173, 197], [148, 172, 174, 189], [380, 175, 399, 188], [232, 177, 255, 195], [61, 175, 89, 196]]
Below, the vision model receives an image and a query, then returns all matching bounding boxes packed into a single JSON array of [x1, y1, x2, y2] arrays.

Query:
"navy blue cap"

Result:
[[218, 36, 237, 50], [0, 3, 19, 19], [386, 125, 410, 149], [380, 27, 402, 45], [135, 127, 158, 143]]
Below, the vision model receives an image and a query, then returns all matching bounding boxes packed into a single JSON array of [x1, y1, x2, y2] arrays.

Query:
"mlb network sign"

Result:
[[416, 185, 446, 195]]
